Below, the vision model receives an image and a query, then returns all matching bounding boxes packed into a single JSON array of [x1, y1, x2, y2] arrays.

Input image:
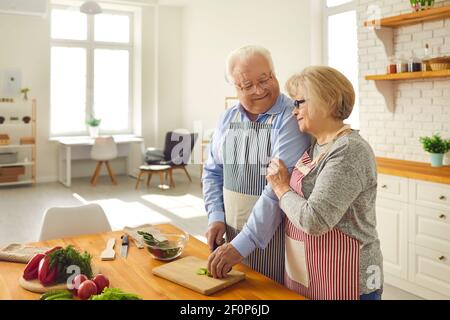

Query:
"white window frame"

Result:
[[322, 0, 359, 129], [50, 2, 136, 137], [322, 0, 357, 66]]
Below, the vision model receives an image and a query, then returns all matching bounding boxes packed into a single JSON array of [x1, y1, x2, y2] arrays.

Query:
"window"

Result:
[[50, 6, 134, 136], [323, 0, 359, 129]]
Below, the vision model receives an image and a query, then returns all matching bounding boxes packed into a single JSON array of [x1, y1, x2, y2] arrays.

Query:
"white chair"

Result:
[[38, 203, 112, 241], [90, 136, 118, 186]]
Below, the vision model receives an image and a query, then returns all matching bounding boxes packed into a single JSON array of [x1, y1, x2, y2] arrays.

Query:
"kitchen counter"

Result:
[[0, 224, 304, 300], [377, 157, 450, 185]]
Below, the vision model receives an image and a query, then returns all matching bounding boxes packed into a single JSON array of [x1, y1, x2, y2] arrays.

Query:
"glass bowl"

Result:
[[141, 232, 189, 261]]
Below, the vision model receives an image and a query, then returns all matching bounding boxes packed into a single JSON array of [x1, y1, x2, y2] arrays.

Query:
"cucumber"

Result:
[[40, 290, 72, 300], [45, 292, 73, 300]]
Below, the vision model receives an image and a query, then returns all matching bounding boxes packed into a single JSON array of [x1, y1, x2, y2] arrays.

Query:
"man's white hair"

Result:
[[225, 45, 276, 83]]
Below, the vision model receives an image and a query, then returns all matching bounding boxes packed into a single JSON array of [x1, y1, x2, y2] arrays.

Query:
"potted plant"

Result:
[[410, 0, 434, 11], [419, 133, 450, 167], [20, 88, 30, 101], [86, 116, 101, 138]]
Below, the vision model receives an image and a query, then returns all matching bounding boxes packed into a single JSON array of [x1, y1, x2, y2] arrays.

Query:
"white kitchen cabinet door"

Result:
[[410, 180, 450, 211], [409, 205, 450, 255], [376, 198, 408, 280], [409, 244, 450, 298], [377, 174, 408, 203]]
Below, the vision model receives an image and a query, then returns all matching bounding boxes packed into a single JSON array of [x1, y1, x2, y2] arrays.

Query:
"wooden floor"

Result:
[[0, 172, 422, 300]]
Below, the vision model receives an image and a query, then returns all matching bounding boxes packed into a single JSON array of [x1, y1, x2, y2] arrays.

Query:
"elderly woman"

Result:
[[266, 66, 383, 300]]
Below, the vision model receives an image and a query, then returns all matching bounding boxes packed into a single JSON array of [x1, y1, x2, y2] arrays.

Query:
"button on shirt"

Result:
[[202, 93, 310, 257]]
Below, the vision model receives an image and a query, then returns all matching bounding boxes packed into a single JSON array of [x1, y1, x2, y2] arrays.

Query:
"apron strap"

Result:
[[310, 125, 352, 166], [296, 125, 352, 176], [266, 114, 275, 125], [233, 110, 241, 122]]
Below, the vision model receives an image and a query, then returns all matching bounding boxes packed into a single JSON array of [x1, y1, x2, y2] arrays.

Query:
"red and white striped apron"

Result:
[[284, 135, 361, 300]]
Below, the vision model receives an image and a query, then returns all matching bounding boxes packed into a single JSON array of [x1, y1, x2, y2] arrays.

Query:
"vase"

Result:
[[429, 153, 444, 167], [22, 116, 31, 124], [89, 126, 99, 138]]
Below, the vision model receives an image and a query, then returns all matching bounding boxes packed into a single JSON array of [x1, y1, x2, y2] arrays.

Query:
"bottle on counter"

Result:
[[396, 55, 408, 73], [408, 54, 422, 72], [387, 56, 397, 74]]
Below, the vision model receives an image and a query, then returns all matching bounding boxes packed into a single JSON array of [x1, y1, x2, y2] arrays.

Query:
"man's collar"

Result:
[[237, 94, 285, 119]]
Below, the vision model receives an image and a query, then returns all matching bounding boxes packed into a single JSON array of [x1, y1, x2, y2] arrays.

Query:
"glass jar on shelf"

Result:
[[408, 54, 422, 72], [421, 43, 431, 72], [387, 56, 397, 74], [396, 55, 408, 73]]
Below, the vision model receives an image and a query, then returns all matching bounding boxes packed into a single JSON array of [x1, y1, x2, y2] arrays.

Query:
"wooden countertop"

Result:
[[0, 224, 304, 300], [377, 157, 450, 185]]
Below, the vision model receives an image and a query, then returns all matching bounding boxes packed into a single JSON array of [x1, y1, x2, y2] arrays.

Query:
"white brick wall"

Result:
[[357, 0, 450, 163]]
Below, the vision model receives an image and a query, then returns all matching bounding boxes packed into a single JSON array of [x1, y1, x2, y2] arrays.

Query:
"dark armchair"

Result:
[[145, 131, 198, 182]]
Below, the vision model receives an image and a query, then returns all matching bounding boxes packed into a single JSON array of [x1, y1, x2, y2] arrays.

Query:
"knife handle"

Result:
[[121, 234, 129, 245]]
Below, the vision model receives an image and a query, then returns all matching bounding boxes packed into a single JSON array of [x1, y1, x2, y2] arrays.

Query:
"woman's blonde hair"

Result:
[[285, 66, 355, 120]]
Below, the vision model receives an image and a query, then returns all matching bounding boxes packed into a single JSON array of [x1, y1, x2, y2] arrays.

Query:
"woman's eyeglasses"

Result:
[[294, 99, 308, 108]]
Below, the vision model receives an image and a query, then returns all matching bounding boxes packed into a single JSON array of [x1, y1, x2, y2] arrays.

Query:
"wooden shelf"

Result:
[[364, 5, 450, 28], [0, 99, 36, 186], [0, 161, 34, 168], [377, 157, 450, 185], [365, 69, 450, 81], [0, 144, 35, 149]]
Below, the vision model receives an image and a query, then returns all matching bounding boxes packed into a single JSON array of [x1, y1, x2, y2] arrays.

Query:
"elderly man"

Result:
[[202, 45, 310, 283]]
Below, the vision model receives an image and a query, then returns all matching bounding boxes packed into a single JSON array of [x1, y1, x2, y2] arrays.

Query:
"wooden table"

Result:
[[0, 224, 304, 300]]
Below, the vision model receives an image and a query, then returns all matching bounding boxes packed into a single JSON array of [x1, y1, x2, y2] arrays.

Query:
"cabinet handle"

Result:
[[439, 196, 447, 201], [439, 214, 447, 220], [381, 185, 388, 189], [438, 256, 446, 261]]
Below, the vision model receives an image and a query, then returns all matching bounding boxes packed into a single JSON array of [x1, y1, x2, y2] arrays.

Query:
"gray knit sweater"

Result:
[[279, 130, 383, 295]]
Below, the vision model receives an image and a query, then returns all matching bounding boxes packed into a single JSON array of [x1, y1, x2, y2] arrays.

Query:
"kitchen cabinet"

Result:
[[0, 99, 36, 186], [376, 196, 408, 280], [376, 173, 450, 299]]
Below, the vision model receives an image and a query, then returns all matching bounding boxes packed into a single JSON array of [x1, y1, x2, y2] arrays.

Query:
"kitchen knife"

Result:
[[120, 234, 129, 258]]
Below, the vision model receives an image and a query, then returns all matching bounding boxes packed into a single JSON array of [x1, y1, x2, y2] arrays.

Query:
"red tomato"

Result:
[[72, 274, 88, 294], [92, 274, 110, 294], [77, 280, 97, 300]]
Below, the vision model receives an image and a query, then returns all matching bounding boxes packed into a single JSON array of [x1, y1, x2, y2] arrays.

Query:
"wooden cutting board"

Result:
[[152, 256, 245, 296], [19, 265, 100, 293], [19, 276, 68, 293]]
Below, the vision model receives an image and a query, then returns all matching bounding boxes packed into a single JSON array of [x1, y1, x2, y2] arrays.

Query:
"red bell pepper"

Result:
[[38, 255, 58, 286], [44, 246, 62, 255], [23, 253, 45, 281]]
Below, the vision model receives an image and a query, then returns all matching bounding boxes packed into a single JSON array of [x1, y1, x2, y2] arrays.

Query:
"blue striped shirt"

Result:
[[202, 93, 310, 257]]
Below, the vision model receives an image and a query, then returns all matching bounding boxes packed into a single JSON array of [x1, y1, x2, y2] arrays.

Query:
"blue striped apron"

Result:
[[222, 111, 285, 284]]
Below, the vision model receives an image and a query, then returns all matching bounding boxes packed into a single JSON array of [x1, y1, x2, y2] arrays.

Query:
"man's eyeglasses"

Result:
[[235, 72, 274, 96], [294, 99, 308, 108]]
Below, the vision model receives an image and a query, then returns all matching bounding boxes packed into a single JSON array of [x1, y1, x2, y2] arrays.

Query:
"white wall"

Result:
[[357, 0, 450, 163], [180, 0, 317, 136], [0, 13, 56, 181], [156, 5, 182, 147]]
